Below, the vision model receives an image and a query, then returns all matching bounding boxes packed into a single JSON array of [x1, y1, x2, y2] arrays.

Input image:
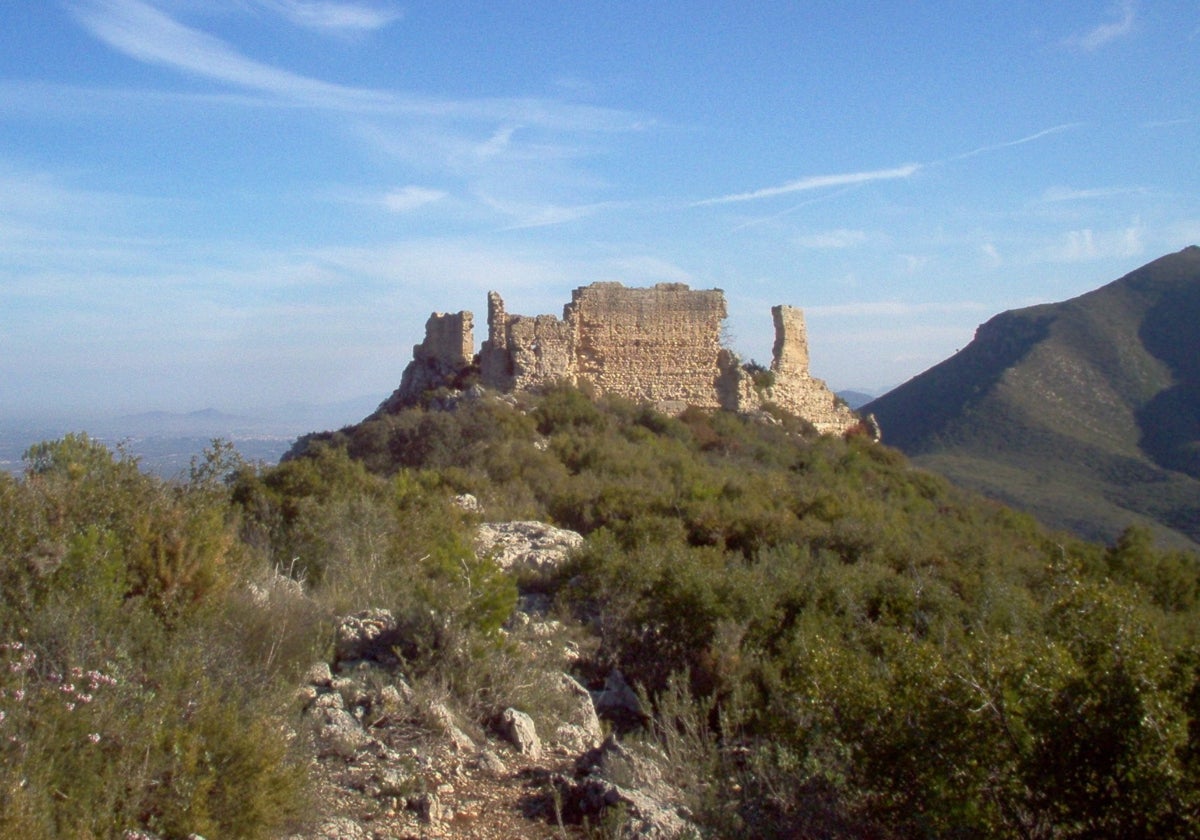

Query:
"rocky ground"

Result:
[[276, 515, 696, 840]]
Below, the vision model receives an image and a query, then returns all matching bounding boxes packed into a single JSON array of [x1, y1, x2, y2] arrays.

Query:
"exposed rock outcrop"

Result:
[[556, 673, 604, 752], [287, 525, 700, 838], [591, 668, 647, 730], [333, 608, 405, 668], [553, 735, 698, 839], [498, 707, 542, 759], [285, 509, 711, 840], [475, 520, 585, 574], [291, 607, 645, 839]]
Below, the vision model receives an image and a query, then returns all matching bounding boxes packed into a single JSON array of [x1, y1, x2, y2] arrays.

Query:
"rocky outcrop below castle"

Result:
[[280, 515, 695, 839], [383, 282, 858, 435]]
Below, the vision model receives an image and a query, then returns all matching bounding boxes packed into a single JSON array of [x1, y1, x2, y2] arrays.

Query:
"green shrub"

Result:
[[11, 384, 1191, 838], [0, 437, 313, 838]]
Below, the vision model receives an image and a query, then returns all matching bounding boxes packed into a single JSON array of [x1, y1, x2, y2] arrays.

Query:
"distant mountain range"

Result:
[[864, 245, 1200, 550], [112, 396, 386, 438], [0, 395, 384, 478], [836, 390, 880, 410]]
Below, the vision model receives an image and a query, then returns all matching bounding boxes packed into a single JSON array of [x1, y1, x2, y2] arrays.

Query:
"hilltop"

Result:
[[4, 383, 1199, 837], [864, 246, 1200, 549]]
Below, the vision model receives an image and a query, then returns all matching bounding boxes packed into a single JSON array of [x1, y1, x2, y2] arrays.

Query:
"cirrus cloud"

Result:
[[383, 186, 446, 213], [70, 0, 388, 109], [255, 1, 402, 33], [694, 164, 920, 206], [1065, 1, 1137, 51]]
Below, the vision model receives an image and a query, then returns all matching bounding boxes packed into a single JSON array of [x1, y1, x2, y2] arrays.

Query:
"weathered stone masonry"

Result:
[[481, 283, 731, 408], [387, 282, 858, 435]]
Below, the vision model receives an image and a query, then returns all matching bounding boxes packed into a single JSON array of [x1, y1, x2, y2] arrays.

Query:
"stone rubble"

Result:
[[276, 519, 696, 839], [553, 735, 698, 839]]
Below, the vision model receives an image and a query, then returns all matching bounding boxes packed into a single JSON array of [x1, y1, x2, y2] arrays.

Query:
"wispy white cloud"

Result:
[[68, 0, 645, 133], [1040, 221, 1144, 263], [708, 124, 1080, 214], [473, 126, 519, 161], [496, 206, 597, 230], [71, 0, 388, 109], [694, 164, 920, 206], [899, 254, 931, 275], [0, 165, 158, 246], [478, 192, 619, 230], [307, 239, 577, 298], [1065, 1, 1137, 51], [63, 0, 648, 233], [794, 229, 868, 249], [0, 169, 92, 217], [728, 185, 864, 232], [943, 123, 1082, 164], [981, 242, 1002, 268], [382, 186, 446, 212], [1039, 185, 1144, 203], [0, 78, 296, 118], [255, 1, 401, 33]]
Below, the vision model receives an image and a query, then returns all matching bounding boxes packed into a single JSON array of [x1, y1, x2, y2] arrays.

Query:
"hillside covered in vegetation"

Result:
[[2, 385, 1199, 837], [865, 246, 1200, 550]]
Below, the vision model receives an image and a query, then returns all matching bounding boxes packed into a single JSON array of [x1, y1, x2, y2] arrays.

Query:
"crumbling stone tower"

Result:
[[385, 283, 858, 435]]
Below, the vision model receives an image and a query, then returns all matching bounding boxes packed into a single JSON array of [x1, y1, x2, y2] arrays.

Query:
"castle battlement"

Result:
[[385, 283, 858, 435]]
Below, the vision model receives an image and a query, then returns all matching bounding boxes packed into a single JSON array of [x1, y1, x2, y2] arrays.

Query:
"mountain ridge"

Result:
[[864, 245, 1200, 549]]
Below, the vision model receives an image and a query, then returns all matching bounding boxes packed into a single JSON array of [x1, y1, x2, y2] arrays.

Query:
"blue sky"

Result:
[[2, 1, 1198, 420]]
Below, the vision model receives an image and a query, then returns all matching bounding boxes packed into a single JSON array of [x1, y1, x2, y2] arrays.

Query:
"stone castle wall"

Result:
[[391, 283, 858, 435], [479, 291, 576, 393], [479, 283, 731, 408], [571, 283, 728, 407]]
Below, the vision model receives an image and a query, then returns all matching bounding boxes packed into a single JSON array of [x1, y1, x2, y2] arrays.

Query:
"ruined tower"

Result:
[[385, 283, 859, 435]]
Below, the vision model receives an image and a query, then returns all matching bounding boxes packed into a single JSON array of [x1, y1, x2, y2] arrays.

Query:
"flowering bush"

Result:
[[0, 641, 117, 738], [0, 438, 309, 839]]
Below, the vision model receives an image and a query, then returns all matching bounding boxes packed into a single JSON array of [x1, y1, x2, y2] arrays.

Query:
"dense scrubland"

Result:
[[2, 384, 1199, 837]]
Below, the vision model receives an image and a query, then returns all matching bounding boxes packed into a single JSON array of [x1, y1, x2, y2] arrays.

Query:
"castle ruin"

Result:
[[385, 282, 858, 435]]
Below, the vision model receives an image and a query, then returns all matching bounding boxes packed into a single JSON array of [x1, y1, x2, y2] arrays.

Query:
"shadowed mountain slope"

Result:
[[864, 246, 1200, 549]]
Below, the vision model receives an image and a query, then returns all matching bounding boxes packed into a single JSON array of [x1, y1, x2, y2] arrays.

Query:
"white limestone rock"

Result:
[[475, 521, 584, 574]]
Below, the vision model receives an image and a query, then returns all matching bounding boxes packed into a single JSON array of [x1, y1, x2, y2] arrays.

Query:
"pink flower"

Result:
[[86, 670, 117, 689], [87, 732, 101, 744]]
